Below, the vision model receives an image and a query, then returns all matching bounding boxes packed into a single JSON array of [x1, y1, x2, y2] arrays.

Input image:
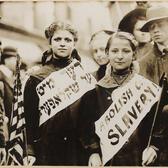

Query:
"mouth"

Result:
[[115, 61, 124, 64], [58, 48, 67, 51]]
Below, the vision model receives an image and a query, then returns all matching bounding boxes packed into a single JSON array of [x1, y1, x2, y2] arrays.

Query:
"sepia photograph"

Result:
[[0, 0, 168, 166]]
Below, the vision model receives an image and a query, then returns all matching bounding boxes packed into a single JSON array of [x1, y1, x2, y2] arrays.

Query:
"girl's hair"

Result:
[[45, 21, 78, 44], [105, 31, 138, 54], [89, 29, 114, 44]]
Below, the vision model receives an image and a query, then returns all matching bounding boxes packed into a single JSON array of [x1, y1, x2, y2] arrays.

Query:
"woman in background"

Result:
[[118, 8, 152, 59]]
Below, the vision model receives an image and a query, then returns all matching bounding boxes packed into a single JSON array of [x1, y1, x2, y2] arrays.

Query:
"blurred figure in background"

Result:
[[0, 42, 7, 165], [0, 46, 18, 142], [0, 46, 27, 152], [89, 30, 114, 81], [140, 6, 168, 166], [136, 1, 151, 9], [118, 8, 152, 59]]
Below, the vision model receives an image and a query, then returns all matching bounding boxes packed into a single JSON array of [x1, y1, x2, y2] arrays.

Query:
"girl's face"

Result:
[[91, 33, 110, 65], [51, 30, 75, 58], [108, 37, 134, 73], [133, 20, 151, 43]]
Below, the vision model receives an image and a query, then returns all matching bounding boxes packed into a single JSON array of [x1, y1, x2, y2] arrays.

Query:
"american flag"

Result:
[[7, 54, 27, 165]]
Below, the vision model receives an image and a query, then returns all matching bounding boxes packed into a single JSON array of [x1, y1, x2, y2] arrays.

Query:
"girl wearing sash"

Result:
[[23, 21, 87, 165], [78, 31, 158, 166]]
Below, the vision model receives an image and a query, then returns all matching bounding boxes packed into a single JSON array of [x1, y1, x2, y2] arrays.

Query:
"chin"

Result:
[[59, 54, 69, 58]]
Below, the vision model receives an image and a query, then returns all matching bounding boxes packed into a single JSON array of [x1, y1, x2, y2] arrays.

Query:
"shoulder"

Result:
[[80, 88, 97, 105], [138, 44, 155, 64], [29, 64, 55, 80]]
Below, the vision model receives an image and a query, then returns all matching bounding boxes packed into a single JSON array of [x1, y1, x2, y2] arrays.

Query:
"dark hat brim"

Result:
[[141, 16, 168, 32], [118, 8, 146, 33]]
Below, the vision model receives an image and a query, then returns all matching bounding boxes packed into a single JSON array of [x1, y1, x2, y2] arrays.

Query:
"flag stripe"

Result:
[[8, 55, 27, 165]]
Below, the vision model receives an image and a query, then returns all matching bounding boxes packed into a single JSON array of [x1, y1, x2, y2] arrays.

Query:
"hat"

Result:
[[118, 8, 146, 34], [141, 6, 168, 32], [1, 46, 18, 64]]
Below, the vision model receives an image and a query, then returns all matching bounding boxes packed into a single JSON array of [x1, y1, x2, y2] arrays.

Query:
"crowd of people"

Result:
[[0, 4, 168, 166]]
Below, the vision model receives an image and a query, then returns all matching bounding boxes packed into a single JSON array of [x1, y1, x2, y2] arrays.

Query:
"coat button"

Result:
[[64, 137, 67, 141], [107, 96, 111, 100]]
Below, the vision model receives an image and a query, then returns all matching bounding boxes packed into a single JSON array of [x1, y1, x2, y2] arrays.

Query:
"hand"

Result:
[[142, 146, 157, 166], [88, 153, 102, 166], [23, 155, 36, 165], [0, 148, 6, 165]]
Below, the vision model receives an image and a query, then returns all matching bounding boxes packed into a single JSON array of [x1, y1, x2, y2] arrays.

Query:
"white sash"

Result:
[[36, 59, 97, 126], [95, 74, 161, 165]]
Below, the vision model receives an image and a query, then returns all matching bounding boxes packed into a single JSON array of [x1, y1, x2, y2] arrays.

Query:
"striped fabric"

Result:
[[7, 55, 27, 165]]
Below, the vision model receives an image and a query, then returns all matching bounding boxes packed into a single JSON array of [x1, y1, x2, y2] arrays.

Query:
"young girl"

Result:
[[24, 21, 88, 165], [78, 31, 158, 166]]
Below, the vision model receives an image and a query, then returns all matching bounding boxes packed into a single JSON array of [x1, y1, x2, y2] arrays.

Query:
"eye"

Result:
[[65, 38, 72, 42], [149, 24, 155, 31], [54, 37, 61, 42], [123, 49, 131, 53], [110, 49, 118, 53], [93, 49, 98, 53], [100, 47, 105, 52]]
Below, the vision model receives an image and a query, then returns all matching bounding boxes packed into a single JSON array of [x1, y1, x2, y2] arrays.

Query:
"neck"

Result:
[[53, 54, 71, 60], [138, 42, 146, 48], [51, 54, 72, 68], [112, 67, 131, 76]]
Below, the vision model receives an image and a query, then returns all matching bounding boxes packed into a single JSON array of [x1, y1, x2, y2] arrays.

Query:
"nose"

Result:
[[96, 50, 103, 58], [60, 40, 66, 47], [116, 51, 123, 59]]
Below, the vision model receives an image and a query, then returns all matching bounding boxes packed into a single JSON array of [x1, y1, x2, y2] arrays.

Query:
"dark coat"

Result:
[[92, 64, 107, 81], [136, 42, 153, 60], [0, 69, 14, 143], [0, 81, 6, 148], [24, 55, 88, 165], [139, 43, 168, 166], [78, 69, 157, 166]]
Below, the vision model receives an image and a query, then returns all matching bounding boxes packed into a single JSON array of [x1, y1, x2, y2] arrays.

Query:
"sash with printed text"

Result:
[[95, 74, 161, 165], [36, 60, 97, 126]]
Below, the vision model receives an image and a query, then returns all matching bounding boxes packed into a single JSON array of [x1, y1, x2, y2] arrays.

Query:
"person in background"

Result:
[[139, 6, 168, 166], [0, 46, 18, 142], [0, 46, 27, 162], [0, 42, 6, 165], [118, 8, 152, 59], [23, 20, 89, 166], [89, 30, 114, 81], [136, 1, 151, 9]]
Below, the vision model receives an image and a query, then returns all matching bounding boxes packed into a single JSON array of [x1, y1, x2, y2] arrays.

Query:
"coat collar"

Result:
[[154, 43, 168, 57], [97, 61, 138, 88]]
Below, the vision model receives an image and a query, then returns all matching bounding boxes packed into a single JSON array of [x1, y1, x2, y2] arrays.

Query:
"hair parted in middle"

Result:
[[45, 20, 78, 44], [89, 29, 114, 44], [105, 31, 138, 54]]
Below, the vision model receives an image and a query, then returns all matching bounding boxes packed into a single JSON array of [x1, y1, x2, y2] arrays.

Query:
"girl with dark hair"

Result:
[[23, 21, 89, 165]]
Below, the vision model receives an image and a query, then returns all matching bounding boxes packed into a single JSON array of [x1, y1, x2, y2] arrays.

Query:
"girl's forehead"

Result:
[[52, 29, 74, 38], [110, 37, 131, 45]]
